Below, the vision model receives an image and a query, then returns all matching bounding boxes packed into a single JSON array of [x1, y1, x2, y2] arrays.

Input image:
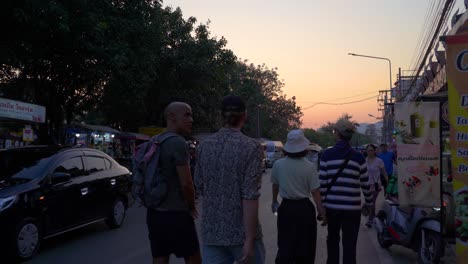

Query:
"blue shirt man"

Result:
[[378, 143, 395, 176]]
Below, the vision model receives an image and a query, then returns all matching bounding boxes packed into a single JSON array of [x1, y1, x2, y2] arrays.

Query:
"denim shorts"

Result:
[[202, 239, 265, 264]]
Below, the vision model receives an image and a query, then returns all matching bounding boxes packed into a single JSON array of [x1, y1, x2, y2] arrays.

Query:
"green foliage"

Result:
[[303, 128, 335, 148], [0, 1, 301, 141], [303, 113, 373, 149]]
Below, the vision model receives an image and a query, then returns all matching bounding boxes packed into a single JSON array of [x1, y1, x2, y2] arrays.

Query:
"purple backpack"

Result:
[[131, 133, 177, 208]]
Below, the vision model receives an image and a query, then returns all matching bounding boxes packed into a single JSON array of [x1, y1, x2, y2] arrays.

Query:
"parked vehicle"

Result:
[[265, 141, 284, 167], [261, 156, 267, 172], [374, 193, 452, 264], [0, 146, 133, 261], [306, 143, 322, 167], [260, 142, 268, 172]]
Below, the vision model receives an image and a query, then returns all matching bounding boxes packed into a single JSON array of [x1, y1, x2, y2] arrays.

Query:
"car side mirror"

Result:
[[51, 172, 71, 184]]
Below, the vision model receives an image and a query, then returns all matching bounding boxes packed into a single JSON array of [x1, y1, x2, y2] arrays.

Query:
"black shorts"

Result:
[[146, 209, 200, 258]]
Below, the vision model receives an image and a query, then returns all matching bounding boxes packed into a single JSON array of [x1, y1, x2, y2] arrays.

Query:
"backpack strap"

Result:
[[323, 150, 353, 204], [142, 133, 179, 163], [155, 132, 179, 145]]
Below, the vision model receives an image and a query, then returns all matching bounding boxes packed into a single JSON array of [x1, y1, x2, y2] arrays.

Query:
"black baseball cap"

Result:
[[221, 95, 246, 113]]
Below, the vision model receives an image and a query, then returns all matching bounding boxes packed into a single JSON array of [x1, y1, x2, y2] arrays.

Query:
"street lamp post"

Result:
[[349, 53, 393, 143], [348, 53, 392, 91]]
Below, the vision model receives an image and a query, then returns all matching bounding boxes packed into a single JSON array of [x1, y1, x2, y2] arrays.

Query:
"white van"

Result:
[[265, 141, 284, 167]]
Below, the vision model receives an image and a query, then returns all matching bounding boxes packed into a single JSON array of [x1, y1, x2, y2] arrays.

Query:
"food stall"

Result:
[[0, 98, 45, 149]]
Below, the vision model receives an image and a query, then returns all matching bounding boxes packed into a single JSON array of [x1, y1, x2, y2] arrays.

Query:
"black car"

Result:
[[0, 146, 133, 261]]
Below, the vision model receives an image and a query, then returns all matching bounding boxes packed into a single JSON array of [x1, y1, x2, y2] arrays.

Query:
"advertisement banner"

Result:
[[446, 34, 468, 262], [395, 102, 440, 207], [0, 97, 46, 123]]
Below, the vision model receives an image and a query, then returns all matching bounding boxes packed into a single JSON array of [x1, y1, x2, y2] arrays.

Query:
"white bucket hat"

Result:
[[283, 129, 310, 153]]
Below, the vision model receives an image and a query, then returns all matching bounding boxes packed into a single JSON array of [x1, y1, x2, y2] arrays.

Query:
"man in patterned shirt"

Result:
[[194, 95, 265, 264]]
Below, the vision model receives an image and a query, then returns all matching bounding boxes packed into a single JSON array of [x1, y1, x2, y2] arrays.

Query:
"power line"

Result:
[[302, 95, 378, 111], [410, 0, 436, 69], [403, 0, 456, 100], [296, 90, 377, 104], [410, 0, 444, 71]]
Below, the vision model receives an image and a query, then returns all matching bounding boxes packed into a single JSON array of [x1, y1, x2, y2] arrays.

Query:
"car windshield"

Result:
[[0, 150, 57, 180]]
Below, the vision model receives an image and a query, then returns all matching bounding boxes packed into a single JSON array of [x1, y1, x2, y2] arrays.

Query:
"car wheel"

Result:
[[418, 230, 441, 264], [106, 197, 127, 229], [14, 218, 41, 261]]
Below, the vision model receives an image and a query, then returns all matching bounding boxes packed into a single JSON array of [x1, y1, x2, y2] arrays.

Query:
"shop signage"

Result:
[[394, 102, 441, 208], [0, 98, 46, 123], [446, 34, 468, 262]]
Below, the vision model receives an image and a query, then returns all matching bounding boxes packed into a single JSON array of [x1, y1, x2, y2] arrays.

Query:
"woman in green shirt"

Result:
[[271, 129, 326, 264]]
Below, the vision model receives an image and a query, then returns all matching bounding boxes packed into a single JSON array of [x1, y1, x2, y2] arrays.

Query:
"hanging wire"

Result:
[[302, 95, 378, 111]]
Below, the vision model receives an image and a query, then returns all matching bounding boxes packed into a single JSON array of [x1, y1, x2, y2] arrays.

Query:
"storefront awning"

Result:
[[67, 123, 120, 134]]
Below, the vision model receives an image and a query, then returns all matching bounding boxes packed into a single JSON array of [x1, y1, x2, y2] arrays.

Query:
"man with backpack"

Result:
[[319, 118, 373, 264], [194, 95, 265, 264], [132, 102, 201, 264]]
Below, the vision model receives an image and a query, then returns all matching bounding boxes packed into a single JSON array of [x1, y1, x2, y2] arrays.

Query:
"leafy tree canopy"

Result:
[[0, 0, 301, 142]]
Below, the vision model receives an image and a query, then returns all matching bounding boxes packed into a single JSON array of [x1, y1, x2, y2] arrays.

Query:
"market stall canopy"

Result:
[[68, 123, 120, 133], [115, 132, 150, 141]]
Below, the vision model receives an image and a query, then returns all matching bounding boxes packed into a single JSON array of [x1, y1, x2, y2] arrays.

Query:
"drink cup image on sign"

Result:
[[410, 113, 424, 138]]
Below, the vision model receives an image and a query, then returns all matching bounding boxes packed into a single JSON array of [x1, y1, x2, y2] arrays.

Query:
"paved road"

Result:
[[27, 169, 419, 264]]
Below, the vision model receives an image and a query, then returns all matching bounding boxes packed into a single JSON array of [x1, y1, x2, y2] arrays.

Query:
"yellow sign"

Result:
[[446, 34, 468, 263], [138, 127, 165, 137]]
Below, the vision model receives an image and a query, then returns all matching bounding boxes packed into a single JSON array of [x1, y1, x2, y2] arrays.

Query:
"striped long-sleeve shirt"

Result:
[[319, 140, 373, 211]]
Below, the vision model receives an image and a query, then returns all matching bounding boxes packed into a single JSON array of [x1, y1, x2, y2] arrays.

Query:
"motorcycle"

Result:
[[374, 194, 451, 264]]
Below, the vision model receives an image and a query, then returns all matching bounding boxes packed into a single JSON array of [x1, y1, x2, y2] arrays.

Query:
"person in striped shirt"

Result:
[[319, 117, 373, 264]]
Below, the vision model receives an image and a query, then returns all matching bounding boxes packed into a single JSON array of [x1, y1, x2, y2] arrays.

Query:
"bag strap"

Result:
[[138, 133, 179, 184], [143, 133, 178, 161], [155, 132, 178, 144], [323, 150, 353, 203]]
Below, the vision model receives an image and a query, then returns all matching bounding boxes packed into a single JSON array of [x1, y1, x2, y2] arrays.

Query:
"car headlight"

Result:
[[0, 195, 17, 212]]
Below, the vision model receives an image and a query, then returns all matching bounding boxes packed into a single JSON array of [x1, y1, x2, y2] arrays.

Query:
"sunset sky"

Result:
[[166, 0, 466, 129]]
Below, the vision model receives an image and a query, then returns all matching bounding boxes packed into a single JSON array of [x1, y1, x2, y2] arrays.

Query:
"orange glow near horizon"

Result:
[[167, 0, 466, 129]]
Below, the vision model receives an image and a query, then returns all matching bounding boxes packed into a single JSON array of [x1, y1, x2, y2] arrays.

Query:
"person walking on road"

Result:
[[377, 143, 395, 194], [364, 144, 388, 228], [319, 117, 373, 264], [194, 95, 265, 264], [144, 102, 201, 264], [271, 129, 326, 264]]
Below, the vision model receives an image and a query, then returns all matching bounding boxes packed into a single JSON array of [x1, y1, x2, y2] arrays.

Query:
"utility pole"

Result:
[[256, 105, 260, 138]]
